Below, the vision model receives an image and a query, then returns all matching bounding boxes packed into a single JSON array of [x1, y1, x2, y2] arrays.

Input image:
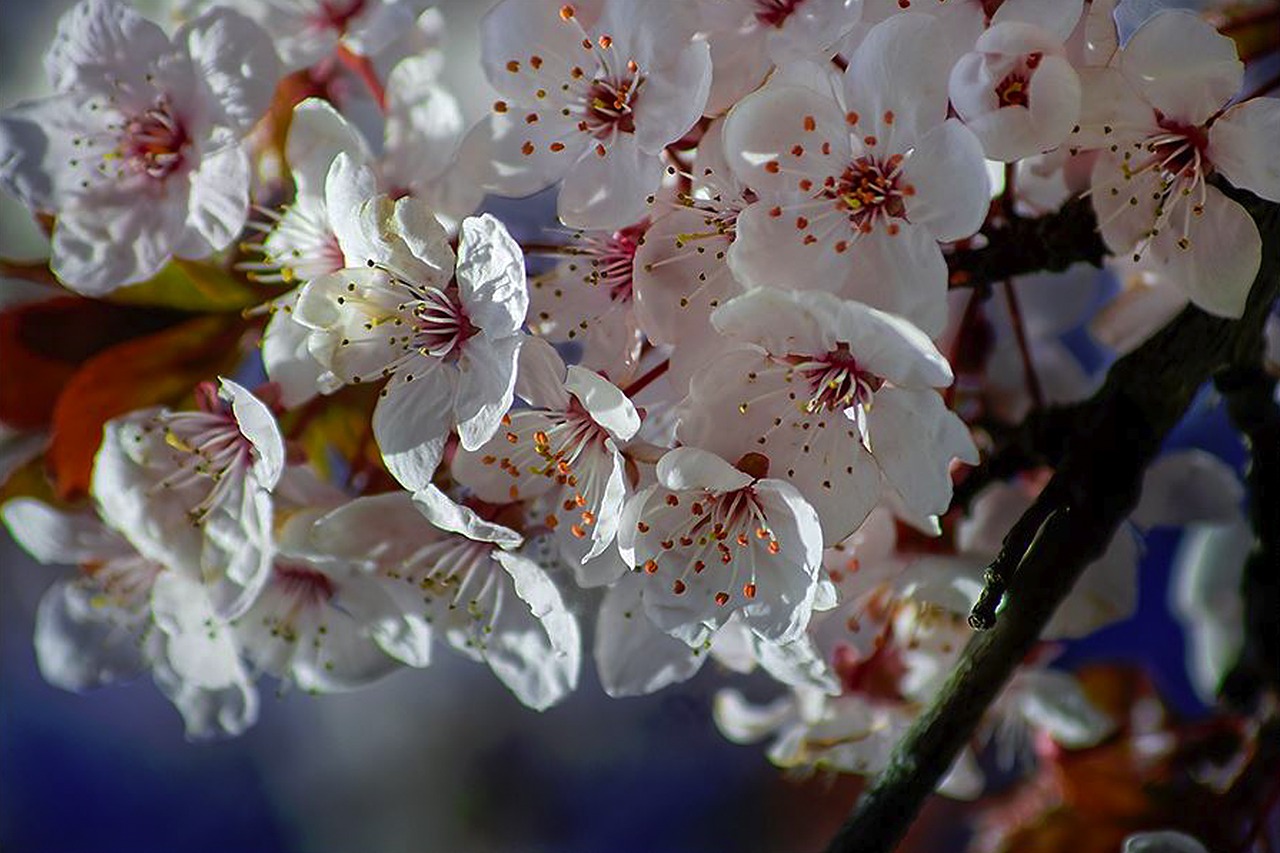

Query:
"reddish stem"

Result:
[[336, 45, 386, 113], [1002, 278, 1044, 410], [622, 358, 670, 398]]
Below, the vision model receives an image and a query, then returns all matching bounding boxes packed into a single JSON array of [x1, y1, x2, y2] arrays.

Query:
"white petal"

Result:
[[52, 192, 187, 295], [633, 40, 712, 153], [557, 134, 662, 230], [1119, 11, 1241, 126], [565, 366, 640, 442], [722, 83, 850, 195], [455, 334, 522, 451], [1044, 525, 1139, 638], [1122, 832, 1210, 853], [456, 213, 528, 337], [656, 446, 753, 492], [457, 113, 577, 200], [218, 377, 285, 490], [842, 224, 950, 337], [831, 298, 953, 388], [713, 688, 797, 744], [1013, 668, 1115, 748], [44, 0, 171, 95], [2, 499, 126, 564], [1210, 97, 1280, 203], [412, 484, 522, 548], [991, 0, 1083, 40], [180, 8, 280, 136], [595, 572, 704, 696], [901, 119, 989, 241], [1131, 450, 1244, 529], [1147, 186, 1260, 319], [373, 373, 451, 491], [844, 14, 951, 149], [34, 581, 147, 691], [867, 387, 976, 521], [287, 98, 371, 199]]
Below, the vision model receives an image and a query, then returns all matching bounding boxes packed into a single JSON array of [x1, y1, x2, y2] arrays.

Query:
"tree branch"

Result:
[[825, 186, 1280, 853], [946, 196, 1110, 292]]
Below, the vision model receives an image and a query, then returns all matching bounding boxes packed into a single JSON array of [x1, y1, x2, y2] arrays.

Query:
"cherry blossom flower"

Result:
[[1073, 9, 1280, 317], [461, 0, 712, 228], [617, 446, 824, 645], [948, 0, 1085, 162], [452, 337, 640, 585], [696, 0, 863, 115], [1, 498, 258, 738], [293, 199, 527, 490], [722, 14, 989, 335], [678, 288, 976, 541], [220, 0, 423, 71], [0, 0, 279, 293], [308, 488, 582, 709], [91, 378, 286, 618]]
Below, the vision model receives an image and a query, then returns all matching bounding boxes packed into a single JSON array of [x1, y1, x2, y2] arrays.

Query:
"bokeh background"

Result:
[[0, 0, 1239, 850]]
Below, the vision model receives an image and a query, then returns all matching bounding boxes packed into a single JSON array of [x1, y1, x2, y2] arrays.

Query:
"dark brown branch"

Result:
[[946, 196, 1109, 293], [825, 186, 1280, 853]]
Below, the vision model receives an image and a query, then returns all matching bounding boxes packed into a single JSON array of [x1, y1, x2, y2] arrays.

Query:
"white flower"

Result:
[[722, 14, 989, 335], [696, 0, 862, 115], [1, 498, 258, 739], [1073, 10, 1280, 317], [308, 488, 582, 710], [0, 0, 279, 294], [90, 378, 285, 617], [293, 201, 528, 490], [678, 288, 976, 541], [461, 0, 712, 229], [1122, 831, 1210, 853], [948, 0, 1084, 161], [452, 337, 640, 585], [220, 0, 422, 71], [617, 446, 824, 645]]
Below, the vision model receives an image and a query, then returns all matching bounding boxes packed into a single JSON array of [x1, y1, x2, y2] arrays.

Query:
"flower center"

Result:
[[578, 220, 648, 302], [314, 0, 367, 33], [755, 0, 806, 27], [830, 155, 907, 233], [274, 562, 336, 607], [785, 344, 883, 413], [152, 383, 256, 524], [583, 74, 643, 138], [122, 99, 189, 180], [994, 52, 1042, 109], [410, 284, 478, 360]]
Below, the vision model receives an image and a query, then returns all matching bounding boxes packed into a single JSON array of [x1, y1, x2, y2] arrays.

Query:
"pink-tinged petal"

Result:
[[1130, 449, 1244, 530], [52, 192, 187, 295], [455, 334, 522, 451], [868, 387, 976, 520], [383, 195, 456, 286], [1119, 11, 1242, 126], [287, 99, 371, 200], [181, 8, 280, 136], [373, 371, 451, 490], [565, 366, 640, 441], [218, 378, 284, 490], [704, 25, 772, 116], [2, 499, 127, 564], [176, 143, 249, 259], [842, 224, 949, 337], [1146, 186, 1260, 319], [633, 40, 712, 152], [727, 201, 847, 294], [741, 479, 823, 643], [456, 214, 528, 338], [991, 0, 1083, 40], [487, 550, 582, 710], [458, 113, 580, 200], [843, 14, 951, 150], [901, 119, 988, 239], [34, 581, 147, 691], [596, 572, 704, 696], [343, 0, 416, 58], [656, 446, 754, 493], [1210, 97, 1280, 203], [722, 83, 850, 195], [713, 689, 797, 744], [1089, 277, 1188, 354], [44, 0, 171, 95], [413, 483, 523, 548], [557, 134, 662, 230], [153, 663, 258, 740]]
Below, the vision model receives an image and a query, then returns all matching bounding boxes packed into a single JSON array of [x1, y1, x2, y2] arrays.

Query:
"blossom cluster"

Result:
[[0, 0, 1276, 817]]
